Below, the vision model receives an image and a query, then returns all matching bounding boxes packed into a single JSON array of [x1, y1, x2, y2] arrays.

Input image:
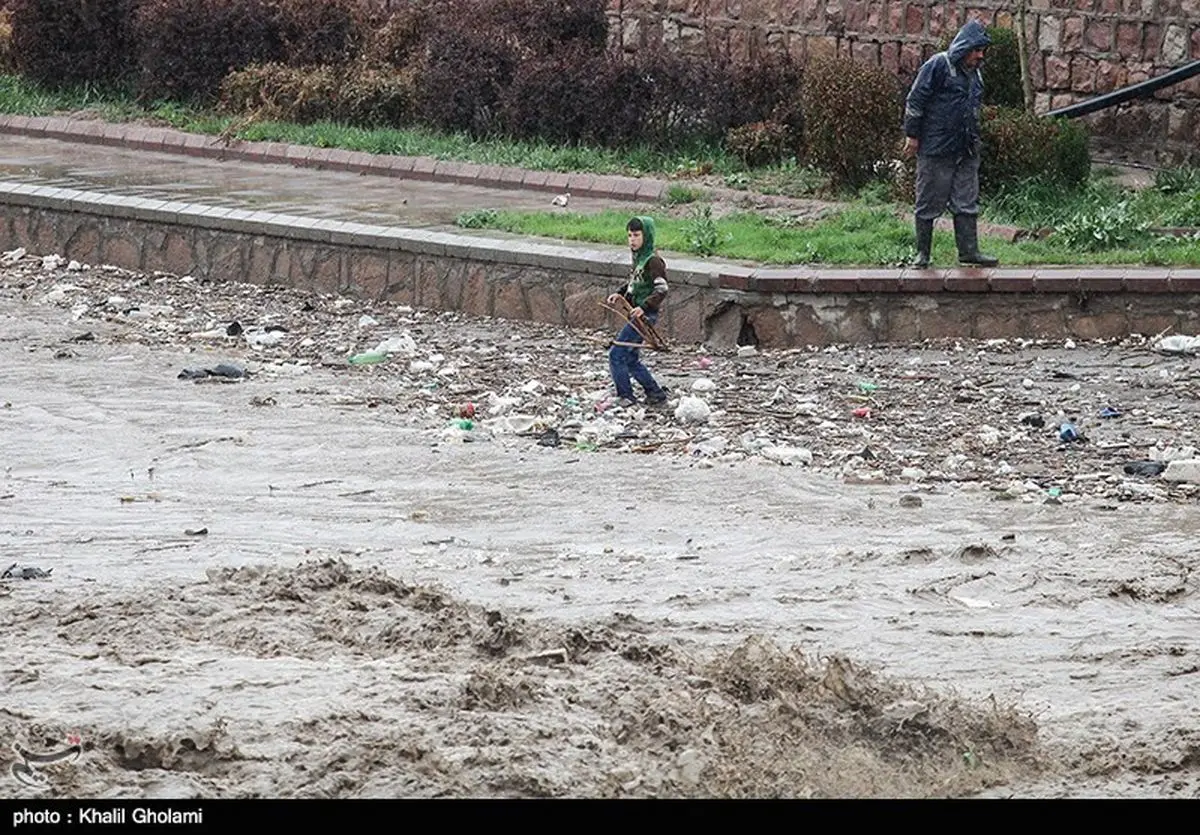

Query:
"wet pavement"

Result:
[[0, 132, 643, 230]]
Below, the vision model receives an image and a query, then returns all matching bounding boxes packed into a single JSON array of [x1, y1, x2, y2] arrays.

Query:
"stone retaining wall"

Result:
[[4, 182, 1200, 347]]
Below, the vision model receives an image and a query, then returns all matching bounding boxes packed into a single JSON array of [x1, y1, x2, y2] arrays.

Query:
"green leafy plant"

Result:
[[1056, 201, 1147, 251], [683, 204, 722, 256], [664, 183, 706, 205], [455, 208, 499, 228], [1153, 165, 1200, 195]]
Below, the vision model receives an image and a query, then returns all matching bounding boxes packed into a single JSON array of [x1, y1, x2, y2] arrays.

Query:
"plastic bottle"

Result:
[[348, 350, 388, 365]]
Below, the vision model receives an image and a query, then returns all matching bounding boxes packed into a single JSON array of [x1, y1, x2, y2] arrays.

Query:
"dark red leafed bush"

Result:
[[801, 55, 903, 190], [360, 2, 429, 69], [276, 0, 368, 68], [414, 22, 517, 135], [728, 54, 805, 151], [8, 0, 141, 88], [629, 49, 740, 150], [496, 43, 630, 146], [134, 0, 284, 102]]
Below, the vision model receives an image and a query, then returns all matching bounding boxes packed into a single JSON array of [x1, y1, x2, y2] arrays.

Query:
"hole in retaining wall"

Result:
[[704, 301, 751, 350], [738, 318, 759, 347]]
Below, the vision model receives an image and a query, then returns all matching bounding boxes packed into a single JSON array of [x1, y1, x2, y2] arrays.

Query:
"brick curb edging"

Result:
[[0, 114, 667, 203]]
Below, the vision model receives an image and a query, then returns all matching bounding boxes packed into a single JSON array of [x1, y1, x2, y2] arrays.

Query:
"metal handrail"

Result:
[[1043, 59, 1200, 119]]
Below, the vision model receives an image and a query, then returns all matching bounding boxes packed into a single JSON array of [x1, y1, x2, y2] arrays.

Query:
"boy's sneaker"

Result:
[[616, 397, 639, 408], [645, 387, 670, 406]]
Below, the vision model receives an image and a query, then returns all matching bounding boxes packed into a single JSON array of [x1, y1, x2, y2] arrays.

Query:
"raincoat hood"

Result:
[[947, 19, 990, 67], [631, 216, 657, 272]]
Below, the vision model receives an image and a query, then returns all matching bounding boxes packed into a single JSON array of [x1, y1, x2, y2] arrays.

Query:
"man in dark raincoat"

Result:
[[902, 19, 999, 269]]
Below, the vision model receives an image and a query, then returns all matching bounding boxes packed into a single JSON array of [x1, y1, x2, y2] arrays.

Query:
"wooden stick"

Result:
[[599, 298, 671, 352]]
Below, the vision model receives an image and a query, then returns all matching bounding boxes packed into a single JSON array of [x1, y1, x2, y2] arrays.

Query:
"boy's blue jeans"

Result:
[[609, 313, 666, 402]]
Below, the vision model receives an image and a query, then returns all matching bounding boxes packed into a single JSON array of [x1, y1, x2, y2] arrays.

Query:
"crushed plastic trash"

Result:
[[535, 428, 561, 447], [852, 407, 872, 419], [374, 332, 417, 355], [736, 345, 758, 357], [1155, 334, 1200, 355], [348, 350, 388, 365], [691, 378, 717, 392], [244, 326, 288, 349], [759, 445, 813, 466], [1, 247, 27, 266], [486, 394, 522, 415], [856, 380, 879, 393], [674, 396, 712, 424], [455, 419, 474, 431], [687, 436, 729, 457], [1058, 422, 1083, 443], [459, 402, 477, 418], [1020, 413, 1045, 428], [697, 356, 713, 369], [1098, 406, 1122, 419], [1124, 460, 1167, 477], [1162, 459, 1200, 483], [177, 363, 247, 380], [488, 415, 538, 434], [2, 563, 52, 580]]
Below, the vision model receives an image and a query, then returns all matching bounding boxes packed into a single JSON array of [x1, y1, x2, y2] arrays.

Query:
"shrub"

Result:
[[725, 120, 791, 168], [0, 7, 13, 73], [801, 56, 902, 191], [8, 0, 140, 88], [981, 106, 1090, 193], [1155, 165, 1200, 195], [134, 0, 284, 103], [470, 0, 607, 56], [1051, 116, 1090, 187], [276, 0, 367, 68], [727, 53, 805, 147], [1057, 201, 1146, 251], [981, 25, 1024, 109], [683, 204, 723, 256], [414, 21, 516, 135], [629, 48, 740, 150], [496, 42, 626, 146], [361, 3, 429, 69], [457, 208, 499, 228], [219, 61, 416, 127]]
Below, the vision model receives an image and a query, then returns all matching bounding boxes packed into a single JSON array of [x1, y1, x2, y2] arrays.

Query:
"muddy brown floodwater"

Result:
[[0, 255, 1197, 798]]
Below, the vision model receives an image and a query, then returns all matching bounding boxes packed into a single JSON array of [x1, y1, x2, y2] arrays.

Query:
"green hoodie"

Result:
[[627, 216, 663, 308]]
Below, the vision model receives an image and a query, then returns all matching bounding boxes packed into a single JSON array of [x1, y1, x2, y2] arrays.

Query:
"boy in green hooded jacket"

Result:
[[606, 216, 669, 407]]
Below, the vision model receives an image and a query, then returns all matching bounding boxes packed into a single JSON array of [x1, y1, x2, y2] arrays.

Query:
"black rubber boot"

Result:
[[911, 218, 934, 268], [954, 214, 999, 267]]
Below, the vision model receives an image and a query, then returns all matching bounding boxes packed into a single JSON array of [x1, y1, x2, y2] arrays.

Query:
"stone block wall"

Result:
[[606, 0, 1200, 165]]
